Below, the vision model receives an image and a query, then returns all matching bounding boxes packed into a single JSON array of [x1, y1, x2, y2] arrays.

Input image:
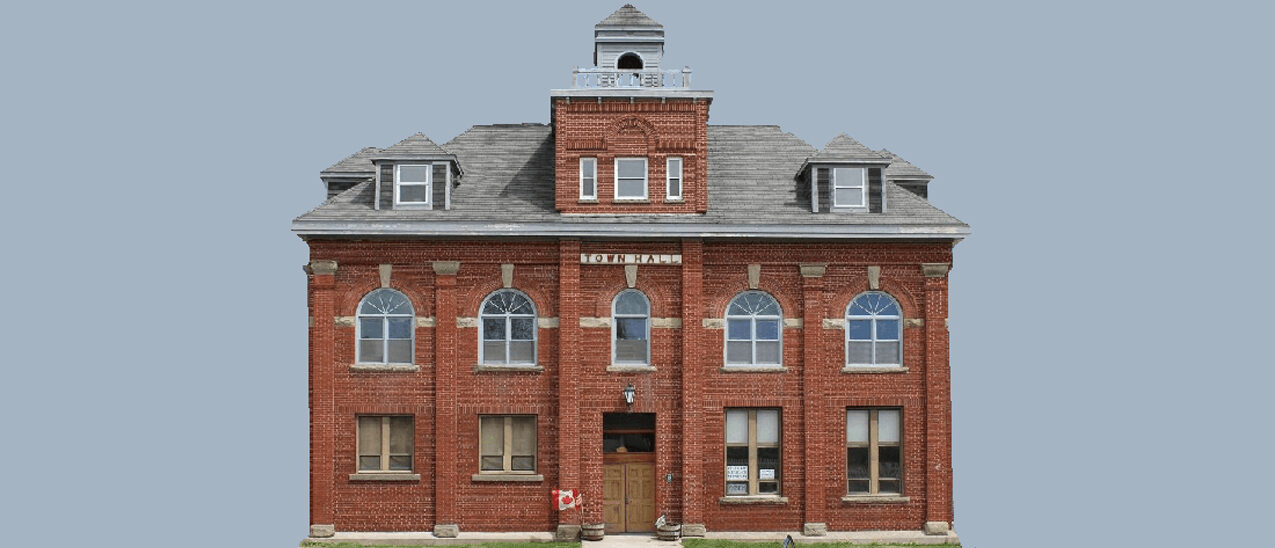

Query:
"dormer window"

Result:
[[615, 158, 648, 200], [580, 158, 597, 200], [395, 164, 431, 207], [666, 157, 682, 201], [833, 167, 866, 209]]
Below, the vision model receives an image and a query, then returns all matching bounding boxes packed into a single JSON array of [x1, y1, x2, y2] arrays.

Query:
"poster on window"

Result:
[[726, 466, 748, 481], [759, 469, 775, 480]]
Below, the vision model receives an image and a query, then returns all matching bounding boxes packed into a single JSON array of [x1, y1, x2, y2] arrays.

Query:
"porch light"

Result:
[[623, 383, 636, 405]]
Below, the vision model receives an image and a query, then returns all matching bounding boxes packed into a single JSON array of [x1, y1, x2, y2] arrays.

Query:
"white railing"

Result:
[[572, 67, 692, 89]]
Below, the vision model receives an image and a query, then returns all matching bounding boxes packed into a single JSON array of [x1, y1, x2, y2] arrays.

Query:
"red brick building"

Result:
[[294, 4, 967, 543]]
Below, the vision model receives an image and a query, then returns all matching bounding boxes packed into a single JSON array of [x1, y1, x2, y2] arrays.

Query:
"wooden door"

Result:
[[603, 464, 626, 533], [602, 462, 657, 533], [624, 462, 656, 532]]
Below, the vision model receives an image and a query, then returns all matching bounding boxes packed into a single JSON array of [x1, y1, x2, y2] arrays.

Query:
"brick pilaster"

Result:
[[680, 239, 704, 529], [922, 263, 953, 528], [800, 264, 827, 532], [433, 261, 460, 533], [557, 241, 583, 527], [308, 260, 337, 534]]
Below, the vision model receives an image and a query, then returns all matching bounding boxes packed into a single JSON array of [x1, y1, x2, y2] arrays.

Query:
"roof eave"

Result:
[[291, 219, 970, 240]]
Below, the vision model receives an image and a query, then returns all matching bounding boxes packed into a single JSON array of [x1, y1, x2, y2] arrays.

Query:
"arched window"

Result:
[[616, 52, 643, 70], [725, 291, 782, 366], [357, 288, 414, 364], [480, 289, 537, 365], [612, 290, 650, 365], [846, 292, 902, 367]]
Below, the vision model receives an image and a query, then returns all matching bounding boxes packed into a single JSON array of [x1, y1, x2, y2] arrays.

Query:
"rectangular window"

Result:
[[395, 164, 431, 206], [725, 408, 781, 496], [580, 157, 597, 200], [479, 415, 537, 473], [357, 415, 413, 472], [666, 157, 682, 200], [832, 167, 865, 208], [847, 408, 901, 495], [615, 158, 648, 200]]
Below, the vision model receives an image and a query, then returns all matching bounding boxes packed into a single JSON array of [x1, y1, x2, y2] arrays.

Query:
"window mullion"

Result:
[[503, 417, 513, 472], [748, 411, 759, 495], [869, 411, 880, 494], [505, 315, 512, 365], [380, 417, 391, 472]]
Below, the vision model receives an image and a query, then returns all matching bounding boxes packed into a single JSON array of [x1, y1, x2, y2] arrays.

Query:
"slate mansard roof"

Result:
[[294, 124, 969, 240]]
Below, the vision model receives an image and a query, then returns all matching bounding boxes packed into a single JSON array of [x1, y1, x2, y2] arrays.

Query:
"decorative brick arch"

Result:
[[704, 281, 801, 322], [591, 279, 676, 318], [828, 275, 921, 320], [604, 116, 659, 150], [461, 277, 555, 319], [337, 275, 427, 318]]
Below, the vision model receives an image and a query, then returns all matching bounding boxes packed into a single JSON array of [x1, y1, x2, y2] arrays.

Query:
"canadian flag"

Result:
[[552, 489, 581, 510]]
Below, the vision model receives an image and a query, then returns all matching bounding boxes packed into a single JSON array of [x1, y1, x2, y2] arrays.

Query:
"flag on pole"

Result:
[[552, 489, 581, 510]]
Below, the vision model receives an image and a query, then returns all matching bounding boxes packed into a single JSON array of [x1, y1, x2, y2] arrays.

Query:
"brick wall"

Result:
[[305, 238, 954, 533], [553, 98, 710, 214]]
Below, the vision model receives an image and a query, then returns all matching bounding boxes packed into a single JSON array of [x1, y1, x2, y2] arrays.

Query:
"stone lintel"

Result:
[[923, 521, 950, 535], [433, 261, 461, 276], [309, 260, 338, 276], [309, 524, 335, 538], [625, 264, 638, 288], [747, 264, 761, 288], [433, 524, 460, 538], [904, 318, 924, 328], [782, 318, 803, 329], [580, 316, 611, 328], [867, 265, 881, 289], [456, 317, 478, 328], [334, 316, 355, 327], [416, 317, 437, 327], [379, 264, 392, 287], [921, 262, 950, 278], [702, 318, 724, 329], [802, 522, 828, 536], [501, 263, 514, 288], [799, 263, 827, 278], [651, 317, 682, 328]]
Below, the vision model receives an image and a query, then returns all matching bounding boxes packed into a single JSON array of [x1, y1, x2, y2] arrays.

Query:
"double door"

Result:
[[603, 461, 655, 533]]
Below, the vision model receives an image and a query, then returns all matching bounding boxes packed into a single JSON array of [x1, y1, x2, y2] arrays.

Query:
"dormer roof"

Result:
[[320, 146, 378, 178], [370, 133, 455, 162], [881, 149, 933, 181], [596, 4, 662, 28], [810, 134, 888, 164]]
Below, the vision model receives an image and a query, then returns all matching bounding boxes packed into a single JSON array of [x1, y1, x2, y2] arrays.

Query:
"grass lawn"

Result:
[[682, 541, 959, 548]]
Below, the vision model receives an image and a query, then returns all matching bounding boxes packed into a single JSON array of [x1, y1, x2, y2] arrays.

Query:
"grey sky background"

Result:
[[1, 1, 1271, 547]]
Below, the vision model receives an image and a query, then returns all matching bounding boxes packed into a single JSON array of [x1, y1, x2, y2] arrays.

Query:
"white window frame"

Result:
[[478, 289, 538, 366], [724, 291, 783, 367], [665, 156, 683, 201], [394, 163, 432, 207], [845, 292, 902, 367], [831, 166, 866, 209], [611, 289, 651, 365], [580, 157, 597, 200], [614, 157, 648, 200], [356, 288, 415, 365], [356, 415, 413, 472], [478, 415, 538, 474], [846, 408, 902, 495]]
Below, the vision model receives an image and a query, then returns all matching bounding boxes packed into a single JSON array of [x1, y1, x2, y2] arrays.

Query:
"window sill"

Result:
[[351, 364, 420, 372], [349, 472, 421, 482], [474, 364, 545, 373], [719, 366, 787, 373], [577, 198, 599, 203], [472, 473, 544, 482], [841, 495, 910, 504], [718, 495, 789, 505], [841, 366, 908, 374], [665, 198, 684, 203], [393, 203, 433, 210], [614, 198, 651, 203], [607, 364, 657, 373]]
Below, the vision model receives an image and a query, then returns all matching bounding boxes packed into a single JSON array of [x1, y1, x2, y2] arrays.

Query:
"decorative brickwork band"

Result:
[[309, 260, 337, 276], [921, 262, 950, 278]]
